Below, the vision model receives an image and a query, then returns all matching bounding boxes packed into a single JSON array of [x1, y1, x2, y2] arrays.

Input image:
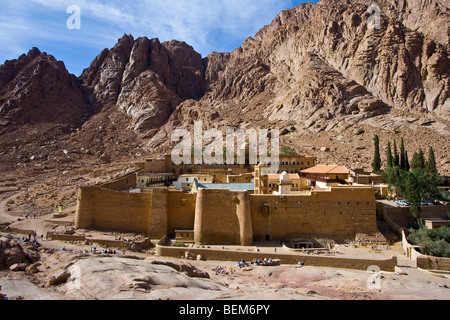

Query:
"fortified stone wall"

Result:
[[101, 172, 139, 191], [194, 189, 243, 246], [167, 191, 197, 235], [384, 206, 449, 229], [250, 187, 377, 242], [148, 189, 168, 239], [75, 187, 152, 234], [156, 244, 398, 271], [76, 185, 379, 246]]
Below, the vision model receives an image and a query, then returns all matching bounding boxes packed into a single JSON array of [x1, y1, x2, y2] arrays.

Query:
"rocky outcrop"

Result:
[[0, 48, 85, 133], [81, 35, 206, 132], [1, 239, 26, 267], [0, 237, 40, 268], [150, 259, 210, 279], [201, 0, 449, 135]]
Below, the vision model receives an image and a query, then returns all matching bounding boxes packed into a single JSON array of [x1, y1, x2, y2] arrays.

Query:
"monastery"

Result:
[[75, 145, 384, 247]]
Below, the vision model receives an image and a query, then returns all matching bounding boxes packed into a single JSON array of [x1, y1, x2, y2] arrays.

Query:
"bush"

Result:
[[280, 146, 297, 155], [423, 239, 450, 258], [172, 242, 186, 247], [407, 226, 450, 258]]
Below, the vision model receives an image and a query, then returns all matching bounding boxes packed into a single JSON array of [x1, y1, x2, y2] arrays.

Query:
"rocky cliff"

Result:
[[0, 48, 85, 133], [199, 0, 449, 131], [79, 35, 206, 133]]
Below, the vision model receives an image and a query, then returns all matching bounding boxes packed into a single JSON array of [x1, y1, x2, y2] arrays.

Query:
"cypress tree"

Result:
[[386, 141, 393, 168], [394, 140, 400, 167], [400, 138, 406, 170], [372, 134, 382, 173], [405, 150, 410, 171], [427, 147, 438, 175], [411, 148, 425, 171]]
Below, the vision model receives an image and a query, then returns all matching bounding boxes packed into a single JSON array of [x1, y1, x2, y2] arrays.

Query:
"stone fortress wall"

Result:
[[75, 171, 378, 245], [249, 186, 376, 242], [75, 186, 152, 235]]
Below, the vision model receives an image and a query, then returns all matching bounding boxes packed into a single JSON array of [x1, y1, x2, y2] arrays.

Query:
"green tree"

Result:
[[408, 226, 450, 258], [403, 172, 422, 222], [411, 148, 425, 171], [426, 147, 438, 175], [400, 138, 406, 170], [386, 141, 393, 168], [405, 150, 410, 171], [394, 140, 400, 167], [372, 134, 382, 173], [280, 146, 297, 155]]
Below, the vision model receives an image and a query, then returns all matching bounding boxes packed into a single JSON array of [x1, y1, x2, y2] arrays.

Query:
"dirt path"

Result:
[[0, 193, 19, 224]]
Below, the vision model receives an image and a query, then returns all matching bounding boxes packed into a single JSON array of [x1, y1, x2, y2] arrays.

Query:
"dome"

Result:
[[280, 171, 291, 184]]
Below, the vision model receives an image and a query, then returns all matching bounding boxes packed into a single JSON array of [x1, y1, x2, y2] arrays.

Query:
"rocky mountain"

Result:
[[0, 48, 85, 133], [0, 0, 449, 189], [79, 35, 206, 133], [198, 0, 449, 129], [149, 0, 450, 172]]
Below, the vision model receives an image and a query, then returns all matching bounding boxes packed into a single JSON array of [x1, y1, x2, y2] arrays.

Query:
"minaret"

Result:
[[279, 172, 291, 195]]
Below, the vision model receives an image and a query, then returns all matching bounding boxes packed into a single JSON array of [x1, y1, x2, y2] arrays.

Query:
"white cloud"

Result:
[[23, 0, 292, 54], [0, 0, 304, 73]]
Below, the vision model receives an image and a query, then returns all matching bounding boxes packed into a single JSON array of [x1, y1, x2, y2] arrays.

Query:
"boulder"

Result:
[[10, 263, 28, 272], [26, 262, 41, 274], [1, 239, 26, 267], [48, 269, 71, 286]]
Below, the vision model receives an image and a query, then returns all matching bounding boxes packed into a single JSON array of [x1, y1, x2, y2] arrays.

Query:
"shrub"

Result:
[[172, 242, 186, 247], [407, 226, 450, 258]]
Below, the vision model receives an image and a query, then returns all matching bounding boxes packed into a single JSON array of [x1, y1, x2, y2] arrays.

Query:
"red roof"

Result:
[[268, 173, 301, 180]]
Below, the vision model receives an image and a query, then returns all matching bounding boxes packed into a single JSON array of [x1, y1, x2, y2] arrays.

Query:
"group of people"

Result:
[[21, 231, 46, 247], [24, 212, 38, 219], [87, 245, 122, 255], [251, 258, 274, 265]]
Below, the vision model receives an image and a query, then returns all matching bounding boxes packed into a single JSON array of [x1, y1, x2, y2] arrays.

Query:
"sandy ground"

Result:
[[1, 194, 449, 301]]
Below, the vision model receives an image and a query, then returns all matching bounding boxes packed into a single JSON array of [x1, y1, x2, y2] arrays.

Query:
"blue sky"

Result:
[[0, 0, 318, 76]]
